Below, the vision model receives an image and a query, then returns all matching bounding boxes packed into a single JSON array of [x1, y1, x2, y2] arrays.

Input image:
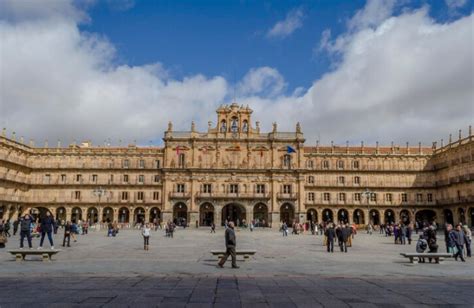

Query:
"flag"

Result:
[[287, 146, 296, 153], [176, 146, 181, 156]]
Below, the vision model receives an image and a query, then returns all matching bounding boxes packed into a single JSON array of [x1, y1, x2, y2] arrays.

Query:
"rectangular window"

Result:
[[416, 193, 423, 202], [203, 184, 212, 193], [354, 193, 361, 201], [44, 174, 51, 184], [256, 184, 265, 194], [179, 154, 185, 168], [308, 176, 314, 184], [123, 174, 129, 183], [123, 159, 129, 168], [109, 174, 114, 183], [155, 160, 160, 169], [137, 191, 144, 201], [92, 174, 98, 182], [323, 192, 330, 201], [308, 192, 315, 201], [338, 160, 344, 169], [427, 193, 433, 202], [401, 193, 408, 202], [354, 176, 360, 184], [353, 161, 360, 169], [230, 184, 239, 194], [121, 191, 128, 200], [283, 184, 292, 194], [154, 175, 160, 183], [283, 155, 291, 168], [139, 160, 145, 168], [76, 174, 82, 182], [138, 175, 144, 183], [370, 193, 377, 202], [385, 193, 392, 202], [177, 183, 185, 193], [61, 174, 66, 182], [153, 191, 160, 200], [338, 176, 345, 184], [323, 160, 329, 169], [339, 193, 346, 201], [75, 191, 81, 200]]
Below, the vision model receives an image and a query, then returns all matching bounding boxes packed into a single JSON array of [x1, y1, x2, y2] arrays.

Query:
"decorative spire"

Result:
[[432, 141, 437, 149], [167, 121, 173, 132], [208, 121, 212, 130], [418, 142, 422, 154], [12, 131, 16, 141], [469, 125, 472, 136], [20, 136, 24, 144], [57, 139, 61, 148], [296, 122, 301, 133], [272, 122, 277, 133], [406, 142, 409, 154], [440, 139, 444, 147], [191, 121, 196, 132], [449, 134, 452, 144], [458, 129, 462, 140]]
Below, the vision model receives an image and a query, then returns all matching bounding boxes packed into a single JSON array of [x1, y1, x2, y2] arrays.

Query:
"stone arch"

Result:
[[322, 208, 334, 223], [149, 207, 161, 223], [280, 203, 295, 225], [222, 203, 246, 227], [199, 202, 214, 226], [415, 209, 437, 226], [369, 209, 381, 225], [306, 208, 318, 223], [134, 207, 146, 225], [337, 209, 349, 224], [71, 207, 83, 223], [118, 207, 130, 223], [102, 207, 114, 223], [56, 207, 67, 222], [253, 203, 268, 227], [384, 209, 395, 224], [87, 207, 99, 224], [353, 209, 365, 225], [443, 209, 454, 225], [173, 202, 188, 226]]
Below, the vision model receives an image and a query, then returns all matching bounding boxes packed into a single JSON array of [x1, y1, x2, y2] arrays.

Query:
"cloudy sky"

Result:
[[0, 0, 472, 147]]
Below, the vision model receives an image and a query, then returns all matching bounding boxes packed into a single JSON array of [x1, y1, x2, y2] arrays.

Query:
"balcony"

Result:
[[169, 192, 191, 199], [276, 193, 298, 200], [195, 192, 270, 200]]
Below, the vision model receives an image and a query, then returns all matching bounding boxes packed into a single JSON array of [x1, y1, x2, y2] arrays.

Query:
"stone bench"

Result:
[[9, 250, 61, 262], [211, 250, 256, 261], [400, 252, 453, 264]]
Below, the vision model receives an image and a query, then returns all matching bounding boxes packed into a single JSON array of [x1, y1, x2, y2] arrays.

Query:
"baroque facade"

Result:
[[1, 103, 473, 227]]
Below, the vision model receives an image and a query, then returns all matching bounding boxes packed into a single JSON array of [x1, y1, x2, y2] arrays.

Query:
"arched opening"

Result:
[[384, 209, 395, 224], [306, 209, 318, 223], [222, 203, 246, 226], [280, 203, 295, 225], [400, 209, 411, 225], [199, 203, 214, 226], [149, 207, 161, 223], [173, 202, 188, 226], [443, 209, 454, 225], [253, 203, 268, 227], [118, 207, 130, 223], [55, 207, 66, 222], [134, 207, 145, 225], [415, 210, 436, 226], [353, 209, 365, 225], [337, 209, 349, 224], [469, 208, 474, 228], [458, 208, 466, 224], [369, 210, 380, 225], [102, 207, 114, 223], [322, 208, 334, 222], [87, 207, 99, 224], [71, 207, 82, 223]]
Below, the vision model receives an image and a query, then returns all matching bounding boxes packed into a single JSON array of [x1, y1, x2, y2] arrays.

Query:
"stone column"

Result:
[[113, 208, 119, 223], [245, 206, 252, 225], [3, 205, 11, 221], [97, 207, 103, 223], [144, 207, 150, 224], [347, 209, 354, 224], [190, 212, 199, 228], [162, 211, 173, 223], [214, 205, 222, 227], [66, 207, 72, 222], [270, 212, 280, 229]]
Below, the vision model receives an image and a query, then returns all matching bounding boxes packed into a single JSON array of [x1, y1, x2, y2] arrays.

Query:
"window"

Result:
[[123, 159, 129, 168], [283, 155, 291, 168], [322, 160, 330, 169], [138, 175, 144, 183], [353, 161, 360, 169], [339, 193, 346, 201], [137, 191, 144, 201], [385, 193, 393, 202], [338, 176, 345, 184], [370, 193, 377, 202], [155, 160, 161, 169], [242, 120, 249, 132], [231, 117, 238, 133], [177, 184, 185, 193], [121, 191, 128, 200], [123, 174, 129, 183], [416, 193, 423, 202], [153, 191, 160, 200], [203, 184, 212, 193], [308, 192, 315, 201], [229, 184, 239, 194], [220, 120, 227, 133], [337, 160, 344, 169], [92, 174, 98, 182], [308, 176, 315, 184], [283, 184, 292, 194], [323, 192, 330, 201], [76, 174, 82, 182], [354, 176, 360, 184], [354, 193, 361, 201], [307, 160, 314, 169], [74, 191, 81, 200], [139, 160, 145, 168], [401, 193, 408, 202], [109, 174, 114, 183], [256, 184, 265, 194], [179, 153, 185, 168], [44, 174, 51, 184], [427, 193, 433, 202], [154, 175, 160, 183], [61, 174, 66, 182]]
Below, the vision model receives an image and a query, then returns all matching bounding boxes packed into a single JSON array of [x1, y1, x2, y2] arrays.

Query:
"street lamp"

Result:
[[363, 188, 374, 225], [93, 187, 106, 225]]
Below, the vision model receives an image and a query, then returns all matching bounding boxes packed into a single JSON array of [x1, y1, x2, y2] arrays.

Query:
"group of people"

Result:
[[445, 223, 471, 262], [324, 223, 353, 253]]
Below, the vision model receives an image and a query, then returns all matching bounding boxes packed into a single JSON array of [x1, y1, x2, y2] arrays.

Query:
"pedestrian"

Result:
[[38, 211, 55, 249], [4, 220, 11, 237], [416, 235, 428, 263], [340, 224, 351, 253], [250, 221, 254, 232], [19, 214, 34, 249], [0, 220, 7, 249], [406, 224, 413, 245], [71, 220, 78, 242], [454, 224, 467, 262], [427, 228, 438, 263], [462, 225, 471, 257], [13, 219, 19, 236], [210, 222, 216, 233], [63, 221, 72, 247], [325, 223, 335, 253], [367, 223, 373, 235], [400, 224, 407, 245], [217, 221, 239, 269], [447, 224, 464, 262], [282, 222, 288, 236], [142, 223, 151, 250]]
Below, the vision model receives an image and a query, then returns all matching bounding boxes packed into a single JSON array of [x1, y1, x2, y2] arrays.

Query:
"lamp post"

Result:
[[93, 187, 106, 229], [363, 188, 374, 225]]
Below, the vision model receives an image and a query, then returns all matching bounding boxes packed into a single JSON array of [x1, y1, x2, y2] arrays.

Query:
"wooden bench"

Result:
[[9, 250, 60, 262], [211, 250, 256, 261], [400, 252, 453, 264]]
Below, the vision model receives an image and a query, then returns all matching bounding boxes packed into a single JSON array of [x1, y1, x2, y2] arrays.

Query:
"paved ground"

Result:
[[0, 227, 473, 307]]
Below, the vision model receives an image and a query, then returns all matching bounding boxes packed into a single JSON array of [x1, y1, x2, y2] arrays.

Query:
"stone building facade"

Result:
[[1, 103, 473, 227]]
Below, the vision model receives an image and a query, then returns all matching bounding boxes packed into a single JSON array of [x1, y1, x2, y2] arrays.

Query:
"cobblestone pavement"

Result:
[[0, 228, 473, 307]]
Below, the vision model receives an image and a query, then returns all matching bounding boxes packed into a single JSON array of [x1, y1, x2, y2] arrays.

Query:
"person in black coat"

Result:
[[38, 211, 55, 249], [217, 221, 239, 268], [63, 221, 72, 247], [19, 214, 34, 249], [325, 223, 336, 253], [340, 224, 351, 253]]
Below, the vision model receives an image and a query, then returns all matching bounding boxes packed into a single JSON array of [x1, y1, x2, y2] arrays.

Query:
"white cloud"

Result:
[[0, 1, 472, 147], [267, 8, 304, 39]]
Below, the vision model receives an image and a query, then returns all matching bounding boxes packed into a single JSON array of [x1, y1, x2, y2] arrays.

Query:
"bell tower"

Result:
[[214, 103, 253, 137]]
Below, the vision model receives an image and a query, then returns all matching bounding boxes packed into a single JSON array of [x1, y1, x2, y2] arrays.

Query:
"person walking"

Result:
[[0, 220, 7, 249], [447, 224, 464, 262], [13, 219, 19, 236], [325, 223, 335, 253], [462, 225, 471, 257], [217, 221, 239, 268], [282, 222, 288, 237], [340, 224, 351, 253], [63, 221, 72, 247], [19, 214, 34, 249], [454, 224, 467, 262], [4, 220, 11, 237], [38, 211, 55, 249], [142, 223, 151, 250], [210, 222, 216, 233]]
